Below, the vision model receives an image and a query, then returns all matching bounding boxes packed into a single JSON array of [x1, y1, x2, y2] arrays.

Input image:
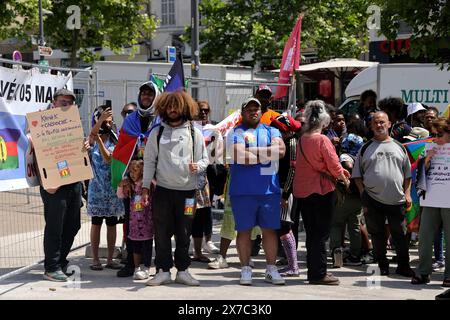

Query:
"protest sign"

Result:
[[0, 65, 73, 191], [420, 143, 450, 208], [26, 105, 92, 189]]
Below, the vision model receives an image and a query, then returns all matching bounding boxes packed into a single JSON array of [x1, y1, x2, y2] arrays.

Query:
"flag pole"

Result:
[[289, 12, 304, 116]]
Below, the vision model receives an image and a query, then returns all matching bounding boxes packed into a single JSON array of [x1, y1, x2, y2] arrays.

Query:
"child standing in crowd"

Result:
[[117, 159, 154, 280], [339, 119, 366, 171], [87, 106, 124, 271]]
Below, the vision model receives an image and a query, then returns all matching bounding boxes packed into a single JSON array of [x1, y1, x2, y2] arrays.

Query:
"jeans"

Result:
[[40, 183, 82, 273], [418, 207, 450, 278], [297, 191, 335, 281], [434, 226, 444, 262], [152, 186, 195, 272], [362, 191, 410, 269], [329, 192, 362, 257]]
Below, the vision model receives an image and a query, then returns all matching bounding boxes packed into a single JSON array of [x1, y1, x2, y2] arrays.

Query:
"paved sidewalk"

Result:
[[0, 224, 445, 300]]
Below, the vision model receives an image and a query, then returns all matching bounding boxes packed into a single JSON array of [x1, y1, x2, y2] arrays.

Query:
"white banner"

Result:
[[420, 143, 450, 208], [0, 66, 73, 191]]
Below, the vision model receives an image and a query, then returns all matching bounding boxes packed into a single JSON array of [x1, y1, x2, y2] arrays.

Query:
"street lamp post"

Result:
[[38, 0, 45, 61], [191, 0, 199, 99]]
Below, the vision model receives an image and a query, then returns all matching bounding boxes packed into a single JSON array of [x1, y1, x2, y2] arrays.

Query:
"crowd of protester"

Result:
[[37, 83, 449, 299]]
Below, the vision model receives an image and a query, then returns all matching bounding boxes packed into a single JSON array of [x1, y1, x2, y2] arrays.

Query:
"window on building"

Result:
[[161, 0, 175, 26]]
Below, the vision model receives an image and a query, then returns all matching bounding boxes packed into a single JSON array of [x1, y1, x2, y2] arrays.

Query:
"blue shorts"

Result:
[[230, 194, 281, 231]]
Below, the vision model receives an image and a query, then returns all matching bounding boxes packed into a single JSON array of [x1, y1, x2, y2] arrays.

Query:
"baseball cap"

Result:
[[241, 97, 261, 111], [270, 114, 302, 133], [256, 84, 272, 96], [407, 103, 426, 117], [403, 127, 430, 141], [54, 88, 76, 101]]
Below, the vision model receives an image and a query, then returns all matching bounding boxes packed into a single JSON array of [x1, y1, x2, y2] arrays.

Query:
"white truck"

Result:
[[340, 63, 450, 115], [74, 61, 254, 130]]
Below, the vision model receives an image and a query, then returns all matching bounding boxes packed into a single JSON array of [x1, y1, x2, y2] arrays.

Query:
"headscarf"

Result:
[[137, 81, 160, 118]]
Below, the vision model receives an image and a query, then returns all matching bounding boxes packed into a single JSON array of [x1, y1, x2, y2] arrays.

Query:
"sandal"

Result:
[[442, 278, 450, 288], [191, 255, 211, 263], [411, 274, 430, 285], [104, 261, 122, 270], [90, 263, 104, 271]]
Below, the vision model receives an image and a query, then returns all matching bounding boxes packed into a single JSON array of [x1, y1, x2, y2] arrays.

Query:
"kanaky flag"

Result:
[[403, 138, 434, 232], [111, 111, 161, 189], [274, 16, 302, 99], [0, 128, 20, 170], [164, 51, 185, 92]]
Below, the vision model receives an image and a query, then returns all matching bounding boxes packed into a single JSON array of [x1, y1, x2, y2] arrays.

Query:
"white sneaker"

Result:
[[208, 256, 229, 269], [145, 269, 172, 286], [240, 266, 252, 285], [203, 241, 220, 254], [265, 265, 285, 285], [189, 239, 194, 255], [175, 270, 200, 286], [333, 247, 343, 268], [134, 267, 148, 280]]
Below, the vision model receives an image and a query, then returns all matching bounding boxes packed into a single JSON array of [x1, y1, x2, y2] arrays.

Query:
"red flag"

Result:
[[274, 16, 302, 99]]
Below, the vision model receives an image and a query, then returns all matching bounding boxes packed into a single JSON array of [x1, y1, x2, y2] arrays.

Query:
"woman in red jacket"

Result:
[[293, 100, 350, 285]]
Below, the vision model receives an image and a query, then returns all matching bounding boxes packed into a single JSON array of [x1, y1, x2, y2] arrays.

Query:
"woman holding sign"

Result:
[[87, 105, 124, 271], [412, 118, 450, 287]]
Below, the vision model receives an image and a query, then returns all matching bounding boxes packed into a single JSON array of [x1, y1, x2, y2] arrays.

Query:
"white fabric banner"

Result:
[[0, 66, 73, 191]]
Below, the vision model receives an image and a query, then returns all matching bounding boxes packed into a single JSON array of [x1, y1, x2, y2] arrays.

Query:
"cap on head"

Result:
[[255, 84, 272, 98], [270, 114, 302, 133], [241, 97, 261, 111], [54, 88, 76, 101], [403, 127, 430, 141], [407, 103, 426, 118]]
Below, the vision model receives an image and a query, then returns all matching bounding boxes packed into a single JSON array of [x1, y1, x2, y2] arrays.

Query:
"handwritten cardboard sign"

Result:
[[420, 143, 450, 208], [26, 105, 93, 189]]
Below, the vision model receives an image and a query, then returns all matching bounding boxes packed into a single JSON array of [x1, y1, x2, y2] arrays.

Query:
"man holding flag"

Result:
[[113, 80, 160, 277], [112, 51, 186, 277]]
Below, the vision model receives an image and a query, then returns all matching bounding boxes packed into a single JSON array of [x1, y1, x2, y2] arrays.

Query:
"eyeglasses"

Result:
[[200, 109, 210, 114]]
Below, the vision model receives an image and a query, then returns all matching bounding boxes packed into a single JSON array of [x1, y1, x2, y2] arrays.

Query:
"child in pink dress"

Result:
[[117, 159, 154, 280]]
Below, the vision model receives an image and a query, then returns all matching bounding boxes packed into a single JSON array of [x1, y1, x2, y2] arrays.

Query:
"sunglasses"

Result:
[[122, 109, 134, 116], [200, 109, 210, 114], [432, 132, 445, 138]]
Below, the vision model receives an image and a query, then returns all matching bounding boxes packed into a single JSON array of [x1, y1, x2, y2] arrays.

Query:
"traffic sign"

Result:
[[38, 59, 49, 74], [12, 50, 22, 62], [166, 46, 176, 63], [38, 46, 53, 57]]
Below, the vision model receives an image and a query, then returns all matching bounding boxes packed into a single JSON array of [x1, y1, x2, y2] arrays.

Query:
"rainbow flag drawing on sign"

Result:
[[0, 128, 20, 170], [403, 137, 434, 232]]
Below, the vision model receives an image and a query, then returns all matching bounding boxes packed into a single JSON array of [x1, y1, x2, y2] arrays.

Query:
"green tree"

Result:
[[0, 1, 158, 67], [0, 0, 44, 41], [375, 0, 450, 66], [184, 0, 371, 67]]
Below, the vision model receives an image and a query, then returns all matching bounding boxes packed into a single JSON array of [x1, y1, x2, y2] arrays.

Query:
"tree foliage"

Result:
[[376, 0, 450, 66], [183, 0, 371, 67], [0, 0, 158, 67]]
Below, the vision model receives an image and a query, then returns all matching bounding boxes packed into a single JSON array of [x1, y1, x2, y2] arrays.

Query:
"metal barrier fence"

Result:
[[94, 75, 291, 129], [0, 59, 292, 280], [0, 59, 97, 279]]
